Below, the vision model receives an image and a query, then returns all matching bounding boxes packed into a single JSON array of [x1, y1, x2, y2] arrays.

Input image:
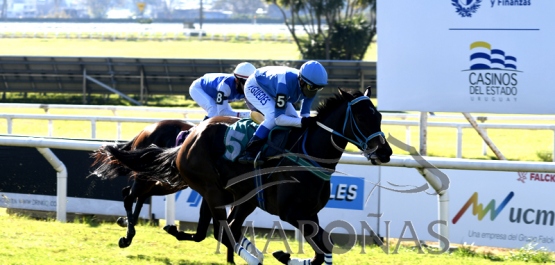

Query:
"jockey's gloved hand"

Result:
[[301, 117, 318, 129]]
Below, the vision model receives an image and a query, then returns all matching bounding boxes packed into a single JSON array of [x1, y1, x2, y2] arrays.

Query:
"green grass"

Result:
[[1, 209, 552, 265], [0, 38, 378, 61]]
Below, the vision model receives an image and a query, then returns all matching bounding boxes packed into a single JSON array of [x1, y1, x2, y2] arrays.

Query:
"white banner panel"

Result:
[[0, 192, 138, 217], [377, 1, 555, 114], [380, 167, 555, 249], [152, 164, 381, 234], [378, 167, 439, 243]]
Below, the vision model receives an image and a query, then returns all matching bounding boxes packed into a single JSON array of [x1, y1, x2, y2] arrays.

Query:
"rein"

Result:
[[316, 96, 385, 153], [281, 95, 385, 181]]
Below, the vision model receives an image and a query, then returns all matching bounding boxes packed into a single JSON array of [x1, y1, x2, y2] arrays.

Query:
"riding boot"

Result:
[[237, 135, 266, 166]]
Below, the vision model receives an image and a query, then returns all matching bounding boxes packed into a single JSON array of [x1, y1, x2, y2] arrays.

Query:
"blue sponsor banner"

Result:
[[326, 176, 364, 210], [181, 176, 364, 210]]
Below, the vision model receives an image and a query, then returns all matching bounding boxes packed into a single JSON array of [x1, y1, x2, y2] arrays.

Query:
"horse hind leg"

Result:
[[116, 186, 132, 228], [161, 188, 203, 241], [163, 198, 212, 241], [118, 181, 152, 248]]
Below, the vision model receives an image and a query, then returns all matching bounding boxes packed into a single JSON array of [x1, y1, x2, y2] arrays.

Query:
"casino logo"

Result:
[[465, 41, 521, 103], [452, 0, 482, 17]]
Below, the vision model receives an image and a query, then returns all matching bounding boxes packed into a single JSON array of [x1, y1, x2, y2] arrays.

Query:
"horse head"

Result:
[[338, 87, 392, 164]]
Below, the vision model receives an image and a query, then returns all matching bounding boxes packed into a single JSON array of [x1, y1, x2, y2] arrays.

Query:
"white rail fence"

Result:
[[2, 136, 555, 247], [1, 103, 554, 161]]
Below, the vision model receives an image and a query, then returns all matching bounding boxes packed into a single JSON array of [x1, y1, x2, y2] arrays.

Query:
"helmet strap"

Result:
[[236, 77, 245, 94]]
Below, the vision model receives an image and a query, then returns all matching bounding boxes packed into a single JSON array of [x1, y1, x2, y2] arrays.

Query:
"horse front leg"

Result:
[[274, 213, 333, 265], [229, 203, 262, 265], [204, 189, 247, 265]]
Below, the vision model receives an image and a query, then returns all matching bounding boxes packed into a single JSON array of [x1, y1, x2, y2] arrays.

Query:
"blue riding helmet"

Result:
[[299, 60, 328, 97], [299, 60, 328, 87]]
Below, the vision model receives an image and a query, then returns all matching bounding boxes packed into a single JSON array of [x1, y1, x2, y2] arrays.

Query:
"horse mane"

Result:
[[315, 90, 364, 119]]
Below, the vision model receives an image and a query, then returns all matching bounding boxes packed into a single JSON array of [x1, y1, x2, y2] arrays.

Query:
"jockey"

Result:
[[189, 62, 256, 120], [237, 60, 328, 166]]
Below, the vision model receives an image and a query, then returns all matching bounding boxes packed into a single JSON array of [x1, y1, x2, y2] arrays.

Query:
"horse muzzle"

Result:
[[363, 133, 391, 165]]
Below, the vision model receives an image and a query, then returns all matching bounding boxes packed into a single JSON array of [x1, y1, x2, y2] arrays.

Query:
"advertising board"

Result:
[[380, 166, 555, 249], [378, 1, 555, 114]]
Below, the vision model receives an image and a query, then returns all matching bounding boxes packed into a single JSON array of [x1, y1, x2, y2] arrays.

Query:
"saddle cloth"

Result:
[[175, 130, 191, 147], [222, 119, 291, 162]]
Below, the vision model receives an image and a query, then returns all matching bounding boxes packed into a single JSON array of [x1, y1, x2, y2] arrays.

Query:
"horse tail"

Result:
[[101, 145, 184, 188], [118, 135, 138, 151], [89, 136, 139, 180]]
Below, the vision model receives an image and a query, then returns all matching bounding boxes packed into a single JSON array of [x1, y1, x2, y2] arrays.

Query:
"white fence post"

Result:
[[36, 147, 68, 223], [553, 130, 555, 162], [91, 119, 97, 139], [456, 126, 462, 158], [419, 112, 427, 156], [48, 120, 53, 137], [165, 193, 176, 226], [7, 117, 12, 134], [405, 126, 411, 152]]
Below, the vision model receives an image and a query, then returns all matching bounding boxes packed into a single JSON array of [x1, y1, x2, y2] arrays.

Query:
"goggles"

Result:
[[238, 78, 247, 85], [305, 83, 324, 92]]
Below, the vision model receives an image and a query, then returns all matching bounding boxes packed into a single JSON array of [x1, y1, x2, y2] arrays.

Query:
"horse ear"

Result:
[[338, 87, 347, 97], [364, 86, 372, 97], [338, 88, 355, 101]]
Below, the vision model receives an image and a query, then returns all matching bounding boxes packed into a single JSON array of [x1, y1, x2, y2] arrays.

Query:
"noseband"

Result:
[[316, 96, 385, 152]]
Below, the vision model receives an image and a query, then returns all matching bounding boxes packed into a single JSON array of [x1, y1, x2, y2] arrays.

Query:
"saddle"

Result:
[[261, 126, 291, 159], [223, 119, 332, 180]]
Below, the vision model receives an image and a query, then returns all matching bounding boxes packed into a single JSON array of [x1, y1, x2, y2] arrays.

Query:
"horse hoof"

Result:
[[272, 250, 291, 264], [116, 217, 127, 227], [118, 237, 131, 248], [163, 224, 178, 235]]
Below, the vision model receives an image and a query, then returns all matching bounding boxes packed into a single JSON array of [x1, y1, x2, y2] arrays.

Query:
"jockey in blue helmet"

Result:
[[189, 62, 256, 120], [237, 60, 328, 166]]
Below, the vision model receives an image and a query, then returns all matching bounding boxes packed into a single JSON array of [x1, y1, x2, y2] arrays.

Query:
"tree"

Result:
[[267, 0, 376, 60], [85, 0, 111, 18], [1, 0, 6, 18]]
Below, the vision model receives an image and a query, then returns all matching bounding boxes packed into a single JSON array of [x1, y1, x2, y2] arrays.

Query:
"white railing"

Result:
[[0, 103, 205, 116], [385, 120, 555, 161], [0, 113, 202, 140], [3, 103, 555, 122], [1, 108, 554, 161]]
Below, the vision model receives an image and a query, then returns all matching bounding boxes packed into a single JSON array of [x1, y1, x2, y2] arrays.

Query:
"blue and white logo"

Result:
[[452, 0, 482, 17], [163, 190, 202, 207], [183, 190, 202, 207], [466, 41, 520, 103], [326, 176, 364, 210]]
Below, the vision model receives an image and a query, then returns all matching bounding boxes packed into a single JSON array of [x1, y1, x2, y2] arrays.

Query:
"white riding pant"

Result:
[[189, 79, 218, 118]]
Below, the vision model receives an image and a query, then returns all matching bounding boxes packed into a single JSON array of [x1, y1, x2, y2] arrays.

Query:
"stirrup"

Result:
[[253, 151, 264, 167]]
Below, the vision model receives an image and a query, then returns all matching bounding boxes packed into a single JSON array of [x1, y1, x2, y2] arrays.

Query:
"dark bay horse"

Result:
[[90, 119, 199, 248], [98, 88, 392, 265]]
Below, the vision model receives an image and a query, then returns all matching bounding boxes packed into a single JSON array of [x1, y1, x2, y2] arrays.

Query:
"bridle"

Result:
[[315, 96, 385, 155]]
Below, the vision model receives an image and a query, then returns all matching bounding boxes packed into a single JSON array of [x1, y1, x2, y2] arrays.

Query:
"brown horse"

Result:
[[98, 88, 392, 265], [91, 119, 197, 248]]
